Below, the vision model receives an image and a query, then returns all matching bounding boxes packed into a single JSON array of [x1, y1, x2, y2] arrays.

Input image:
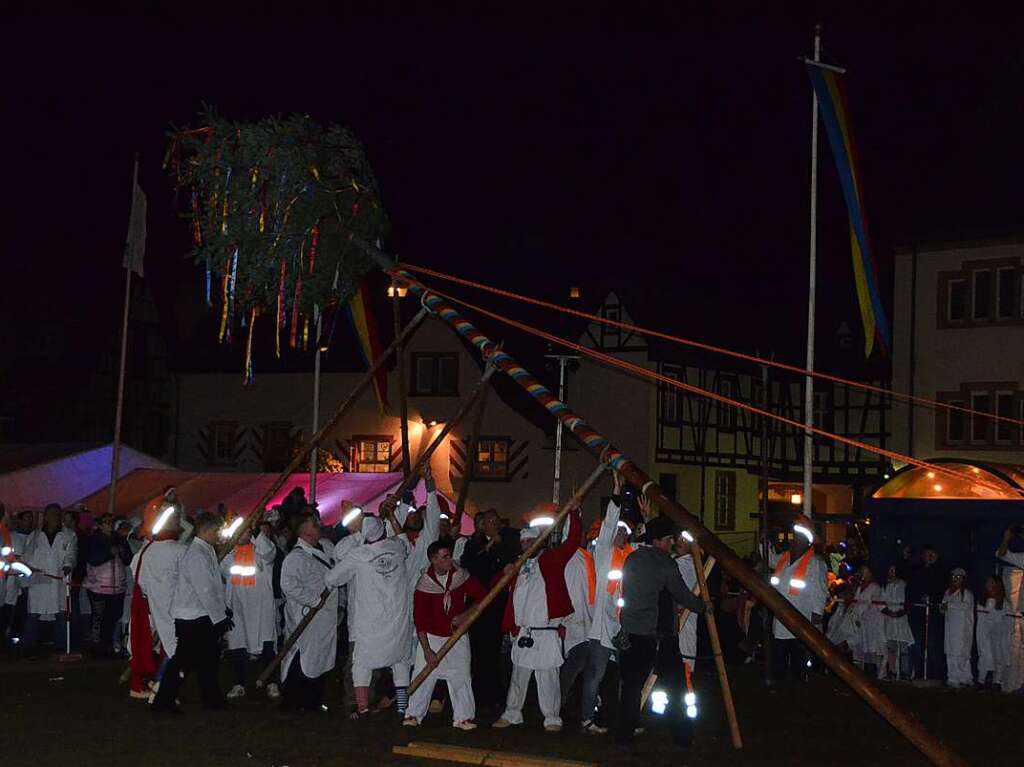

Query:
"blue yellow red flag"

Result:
[[345, 278, 389, 414]]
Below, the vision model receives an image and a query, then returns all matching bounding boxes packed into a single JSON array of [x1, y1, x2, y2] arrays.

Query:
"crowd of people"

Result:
[[2, 478, 1022, 749]]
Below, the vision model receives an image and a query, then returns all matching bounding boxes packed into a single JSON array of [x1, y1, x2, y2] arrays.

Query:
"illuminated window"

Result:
[[412, 353, 459, 396], [971, 392, 991, 443], [352, 435, 392, 473], [474, 437, 510, 479], [947, 278, 966, 322], [714, 471, 736, 531]]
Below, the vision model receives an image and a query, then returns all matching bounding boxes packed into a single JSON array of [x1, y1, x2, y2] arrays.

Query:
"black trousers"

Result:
[[152, 617, 224, 710], [653, 636, 695, 747], [0, 603, 12, 649], [469, 602, 507, 710], [87, 592, 125, 650], [282, 650, 326, 711], [771, 638, 808, 685], [617, 634, 659, 744]]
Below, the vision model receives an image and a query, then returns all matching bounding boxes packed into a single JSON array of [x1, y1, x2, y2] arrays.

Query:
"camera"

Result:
[[517, 634, 534, 649]]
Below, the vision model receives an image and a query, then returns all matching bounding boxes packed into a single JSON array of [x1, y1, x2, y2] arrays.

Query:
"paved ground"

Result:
[[2, 654, 1020, 766]]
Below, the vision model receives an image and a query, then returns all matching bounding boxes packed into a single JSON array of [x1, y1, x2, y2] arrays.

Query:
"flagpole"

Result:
[[802, 24, 822, 522], [310, 310, 323, 504], [107, 155, 139, 516]]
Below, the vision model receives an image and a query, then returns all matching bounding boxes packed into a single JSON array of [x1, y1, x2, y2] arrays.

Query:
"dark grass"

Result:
[[2, 655, 1022, 766]]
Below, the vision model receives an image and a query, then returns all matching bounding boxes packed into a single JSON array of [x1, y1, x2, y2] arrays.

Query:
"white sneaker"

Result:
[[492, 718, 517, 729], [226, 684, 246, 699], [266, 683, 281, 700], [453, 720, 477, 731], [402, 716, 420, 727]]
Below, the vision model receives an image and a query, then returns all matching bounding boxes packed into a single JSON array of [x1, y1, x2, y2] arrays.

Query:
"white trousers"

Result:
[[501, 664, 562, 727], [946, 654, 973, 686], [406, 633, 475, 724], [352, 659, 411, 687]]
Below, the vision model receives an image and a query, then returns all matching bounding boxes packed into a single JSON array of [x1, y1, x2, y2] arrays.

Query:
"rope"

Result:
[[398, 261, 1024, 430], [395, 273, 1019, 500]]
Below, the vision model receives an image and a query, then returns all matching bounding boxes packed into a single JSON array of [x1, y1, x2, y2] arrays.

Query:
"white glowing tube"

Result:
[[790, 578, 807, 590], [607, 569, 623, 581], [229, 565, 257, 577], [341, 506, 363, 527], [793, 524, 815, 544], [1, 546, 12, 556], [684, 691, 696, 706], [770, 575, 780, 586], [681, 530, 694, 543], [686, 704, 698, 719], [529, 516, 555, 528], [616, 521, 632, 534], [11, 562, 32, 577], [151, 506, 176, 535], [439, 513, 450, 522], [221, 517, 244, 539], [806, 659, 813, 669], [650, 690, 668, 715]]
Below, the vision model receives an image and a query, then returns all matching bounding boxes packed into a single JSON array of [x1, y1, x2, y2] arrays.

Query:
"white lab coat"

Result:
[[564, 549, 593, 654], [676, 554, 698, 670], [133, 539, 187, 657], [510, 560, 564, 670], [221, 533, 277, 654], [1000, 550, 1024, 693], [769, 549, 828, 640], [25, 529, 77, 616], [587, 499, 624, 650], [976, 597, 1010, 684], [826, 600, 857, 649], [881, 580, 914, 646], [942, 587, 975, 685], [851, 582, 887, 660], [171, 537, 227, 624], [325, 534, 411, 674], [280, 538, 338, 680]]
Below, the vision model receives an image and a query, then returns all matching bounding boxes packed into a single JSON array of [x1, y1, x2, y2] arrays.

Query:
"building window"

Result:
[[997, 267, 1017, 320], [474, 437, 510, 479], [211, 422, 239, 465], [972, 270, 992, 320], [600, 304, 622, 346], [660, 368, 680, 424], [714, 470, 736, 530], [411, 353, 459, 396], [947, 278, 967, 322], [717, 378, 737, 430], [946, 400, 965, 444], [262, 423, 295, 472], [970, 392, 991, 443], [813, 390, 832, 430], [352, 435, 392, 472], [996, 392, 1014, 443]]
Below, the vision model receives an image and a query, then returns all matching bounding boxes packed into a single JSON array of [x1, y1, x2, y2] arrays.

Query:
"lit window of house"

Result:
[[412, 353, 459, 396], [475, 437, 510, 479], [353, 435, 392, 473], [714, 470, 736, 530]]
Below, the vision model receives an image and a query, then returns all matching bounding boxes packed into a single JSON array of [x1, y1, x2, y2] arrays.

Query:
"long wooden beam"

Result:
[[387, 267, 967, 767]]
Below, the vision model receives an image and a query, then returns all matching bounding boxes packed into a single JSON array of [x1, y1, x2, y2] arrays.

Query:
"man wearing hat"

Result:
[[767, 514, 828, 686], [492, 505, 582, 733], [615, 513, 704, 745]]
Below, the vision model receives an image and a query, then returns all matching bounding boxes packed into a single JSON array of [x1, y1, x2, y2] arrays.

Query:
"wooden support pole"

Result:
[[217, 306, 428, 561], [408, 460, 607, 696], [386, 269, 968, 767], [393, 280, 412, 478], [452, 381, 490, 533], [258, 361, 497, 685]]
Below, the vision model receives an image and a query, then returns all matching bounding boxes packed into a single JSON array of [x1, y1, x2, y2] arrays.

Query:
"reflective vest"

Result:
[[771, 548, 815, 597], [0, 524, 15, 577], [229, 543, 257, 586], [582, 543, 636, 606]]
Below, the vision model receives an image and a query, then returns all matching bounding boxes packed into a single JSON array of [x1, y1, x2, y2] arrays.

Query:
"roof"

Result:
[[871, 458, 1024, 501], [0, 442, 104, 474], [894, 233, 1024, 256]]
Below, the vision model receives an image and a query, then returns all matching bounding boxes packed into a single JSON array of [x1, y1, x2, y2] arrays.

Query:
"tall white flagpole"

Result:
[[802, 25, 822, 521]]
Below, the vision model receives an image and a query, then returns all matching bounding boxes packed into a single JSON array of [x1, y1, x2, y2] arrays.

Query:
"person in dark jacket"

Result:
[[83, 513, 132, 655], [907, 544, 947, 681], [459, 509, 519, 715], [616, 514, 704, 746]]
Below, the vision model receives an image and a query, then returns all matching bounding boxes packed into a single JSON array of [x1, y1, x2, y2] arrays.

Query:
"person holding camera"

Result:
[[151, 512, 232, 713], [492, 504, 582, 733]]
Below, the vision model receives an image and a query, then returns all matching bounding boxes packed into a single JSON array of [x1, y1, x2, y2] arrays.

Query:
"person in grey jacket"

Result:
[[616, 514, 704, 746]]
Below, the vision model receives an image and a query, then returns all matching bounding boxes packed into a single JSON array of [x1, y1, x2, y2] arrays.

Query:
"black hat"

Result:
[[645, 515, 680, 542]]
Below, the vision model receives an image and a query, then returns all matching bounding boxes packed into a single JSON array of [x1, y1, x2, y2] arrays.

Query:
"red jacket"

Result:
[[501, 511, 581, 635], [413, 565, 487, 637]]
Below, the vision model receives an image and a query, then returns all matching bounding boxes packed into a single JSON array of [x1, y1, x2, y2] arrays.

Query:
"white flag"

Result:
[[123, 159, 147, 277]]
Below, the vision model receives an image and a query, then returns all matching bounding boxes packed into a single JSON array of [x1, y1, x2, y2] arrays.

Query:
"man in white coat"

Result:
[[767, 514, 827, 687], [24, 504, 77, 654], [558, 531, 593, 717], [280, 511, 338, 712], [326, 512, 412, 718], [151, 512, 232, 712], [221, 522, 279, 700]]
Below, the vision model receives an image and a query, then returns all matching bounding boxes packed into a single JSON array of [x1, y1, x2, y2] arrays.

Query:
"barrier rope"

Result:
[[392, 271, 1021, 500], [398, 261, 1024, 430]]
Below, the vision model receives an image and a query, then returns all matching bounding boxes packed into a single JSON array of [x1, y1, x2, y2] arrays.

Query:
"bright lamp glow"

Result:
[[229, 565, 257, 577], [529, 516, 555, 528], [681, 531, 694, 543], [607, 569, 623, 581], [793, 524, 814, 543], [1, 546, 11, 556], [790, 578, 807, 590], [686, 704, 698, 719], [616, 597, 625, 608], [790, 493, 802, 506], [11, 562, 32, 577], [221, 517, 244, 539], [684, 692, 696, 706], [650, 690, 668, 715], [616, 521, 632, 534], [341, 507, 363, 527], [151, 505, 175, 535], [770, 576, 781, 585], [439, 513, 450, 522]]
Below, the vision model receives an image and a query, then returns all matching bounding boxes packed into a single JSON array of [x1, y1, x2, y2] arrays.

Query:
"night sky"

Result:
[[3, 7, 1023, 438]]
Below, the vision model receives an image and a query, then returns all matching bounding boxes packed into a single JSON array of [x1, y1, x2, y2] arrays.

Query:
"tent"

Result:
[[78, 469, 469, 534], [0, 443, 175, 512], [865, 458, 1024, 593]]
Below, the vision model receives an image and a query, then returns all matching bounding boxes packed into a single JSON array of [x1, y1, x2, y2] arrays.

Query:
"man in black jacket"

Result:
[[907, 544, 947, 681], [459, 508, 519, 715], [616, 515, 704, 746]]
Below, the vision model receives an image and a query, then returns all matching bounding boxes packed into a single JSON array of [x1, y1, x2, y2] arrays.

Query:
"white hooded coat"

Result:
[[280, 538, 338, 680]]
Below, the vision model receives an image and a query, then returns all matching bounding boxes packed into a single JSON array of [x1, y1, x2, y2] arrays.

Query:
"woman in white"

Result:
[[976, 575, 1009, 690], [825, 585, 858, 656], [850, 565, 886, 676], [880, 564, 914, 680], [940, 568, 975, 687]]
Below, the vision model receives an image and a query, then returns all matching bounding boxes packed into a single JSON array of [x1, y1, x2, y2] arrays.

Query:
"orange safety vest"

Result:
[[581, 544, 636, 606], [0, 524, 14, 577], [772, 548, 815, 597], [229, 543, 257, 586]]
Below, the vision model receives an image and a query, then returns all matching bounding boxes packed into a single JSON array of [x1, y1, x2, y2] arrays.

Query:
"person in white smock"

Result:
[[279, 511, 338, 711], [675, 532, 699, 673], [976, 575, 1010, 690], [850, 564, 886, 676], [23, 505, 77, 653], [880, 564, 914, 679], [941, 568, 975, 687], [558, 540, 594, 712], [996, 526, 1024, 693]]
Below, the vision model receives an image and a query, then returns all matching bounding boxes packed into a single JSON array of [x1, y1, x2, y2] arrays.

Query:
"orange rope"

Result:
[[404, 277, 1020, 499], [398, 262, 1024, 429]]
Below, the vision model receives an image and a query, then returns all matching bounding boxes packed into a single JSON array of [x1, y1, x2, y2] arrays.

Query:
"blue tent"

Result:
[[865, 459, 1024, 595]]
